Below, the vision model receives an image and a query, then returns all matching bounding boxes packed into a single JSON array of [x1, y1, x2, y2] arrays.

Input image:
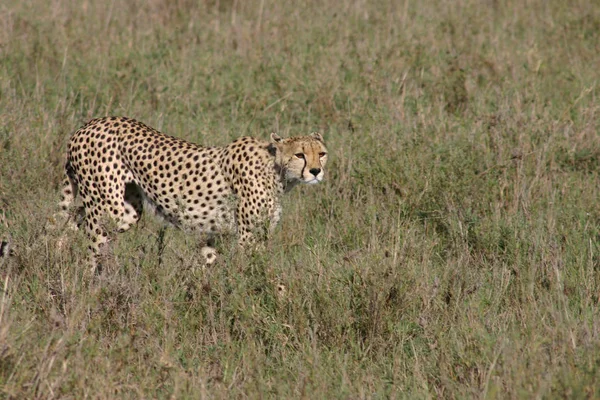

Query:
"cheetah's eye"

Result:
[[295, 153, 305, 159], [319, 152, 327, 158]]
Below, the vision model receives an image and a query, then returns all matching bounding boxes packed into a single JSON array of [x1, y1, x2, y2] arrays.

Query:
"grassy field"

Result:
[[1, 0, 600, 397]]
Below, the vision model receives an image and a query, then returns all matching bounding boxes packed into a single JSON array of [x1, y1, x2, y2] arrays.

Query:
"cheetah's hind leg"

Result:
[[82, 200, 114, 274]]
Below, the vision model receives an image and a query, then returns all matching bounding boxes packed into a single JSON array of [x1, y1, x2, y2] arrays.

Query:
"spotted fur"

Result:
[[58, 117, 328, 269]]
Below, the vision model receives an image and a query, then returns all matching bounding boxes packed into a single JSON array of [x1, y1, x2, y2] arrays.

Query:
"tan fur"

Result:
[[58, 117, 328, 269]]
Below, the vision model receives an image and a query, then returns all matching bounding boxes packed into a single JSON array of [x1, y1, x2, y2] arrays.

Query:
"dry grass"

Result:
[[1, 0, 600, 398]]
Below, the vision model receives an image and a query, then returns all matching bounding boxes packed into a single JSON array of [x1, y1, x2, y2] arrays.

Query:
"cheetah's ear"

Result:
[[270, 133, 283, 143], [310, 132, 324, 142]]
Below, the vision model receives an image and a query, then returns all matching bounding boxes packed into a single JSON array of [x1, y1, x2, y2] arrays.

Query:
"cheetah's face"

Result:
[[271, 132, 328, 185]]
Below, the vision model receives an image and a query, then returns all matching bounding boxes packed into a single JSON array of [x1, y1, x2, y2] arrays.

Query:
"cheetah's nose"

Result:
[[309, 168, 321, 177]]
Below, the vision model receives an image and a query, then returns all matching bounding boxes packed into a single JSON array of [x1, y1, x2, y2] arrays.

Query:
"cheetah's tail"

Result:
[[58, 160, 78, 214], [47, 160, 81, 243]]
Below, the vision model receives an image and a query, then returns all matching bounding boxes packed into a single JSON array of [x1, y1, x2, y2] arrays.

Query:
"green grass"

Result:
[[2, 0, 600, 397]]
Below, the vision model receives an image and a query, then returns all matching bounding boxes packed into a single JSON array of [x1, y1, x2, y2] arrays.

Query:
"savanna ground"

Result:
[[1, 0, 600, 398]]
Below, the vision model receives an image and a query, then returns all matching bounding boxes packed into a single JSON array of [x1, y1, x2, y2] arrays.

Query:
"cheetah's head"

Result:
[[270, 132, 328, 186]]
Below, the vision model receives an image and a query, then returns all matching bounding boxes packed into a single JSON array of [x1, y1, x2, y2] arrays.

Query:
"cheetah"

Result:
[[57, 117, 328, 269]]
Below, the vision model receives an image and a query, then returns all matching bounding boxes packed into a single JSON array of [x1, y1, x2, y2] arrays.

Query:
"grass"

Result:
[[1, 0, 600, 397]]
